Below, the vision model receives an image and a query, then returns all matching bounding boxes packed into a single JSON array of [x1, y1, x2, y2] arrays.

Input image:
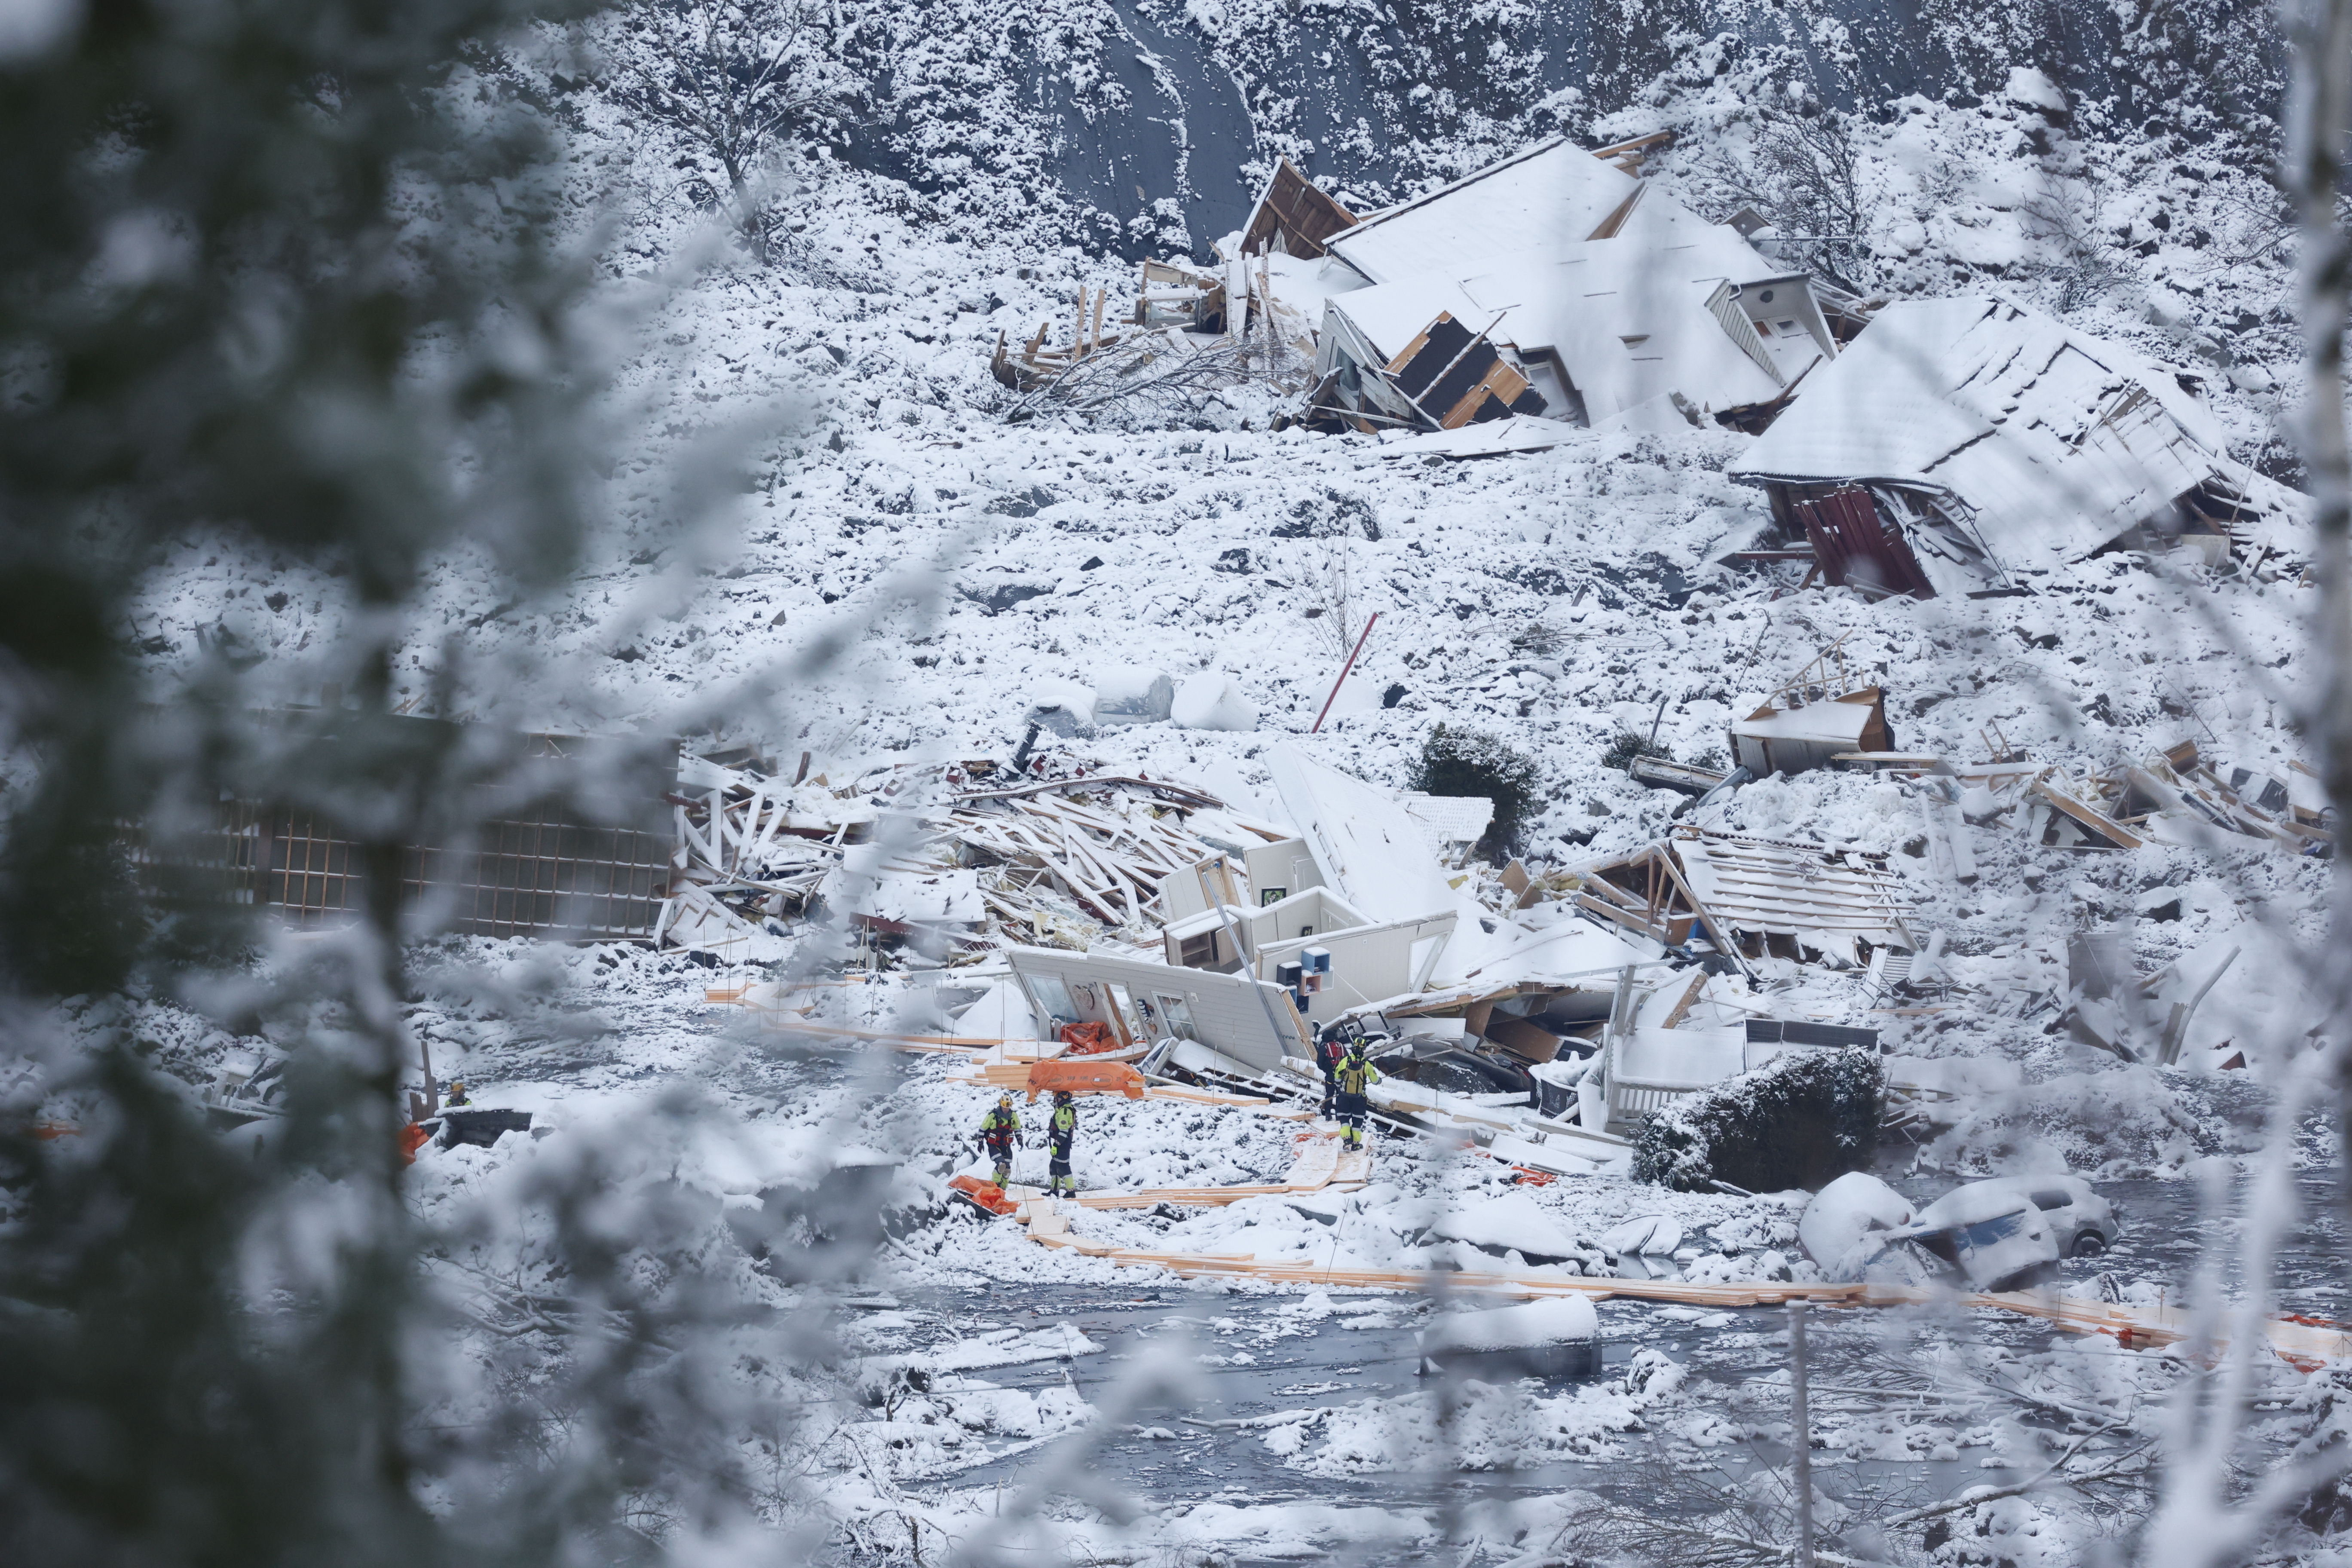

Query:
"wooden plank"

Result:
[[2030, 779, 2144, 848], [1658, 970, 1709, 1029], [1006, 1228, 2352, 1364]]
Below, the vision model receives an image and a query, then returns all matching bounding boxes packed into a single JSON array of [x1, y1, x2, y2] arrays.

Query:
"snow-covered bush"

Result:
[[1409, 724, 1540, 858], [1632, 1048, 1883, 1193]]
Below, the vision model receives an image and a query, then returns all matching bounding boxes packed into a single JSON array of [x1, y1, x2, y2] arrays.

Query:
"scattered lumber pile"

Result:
[[990, 282, 1126, 391], [1954, 741, 2329, 854], [657, 755, 1258, 954], [951, 774, 1229, 932]]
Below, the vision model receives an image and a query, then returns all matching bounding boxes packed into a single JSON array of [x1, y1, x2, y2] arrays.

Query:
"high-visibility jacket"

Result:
[[980, 1106, 1020, 1143], [1050, 1103, 1076, 1141], [1335, 1054, 1382, 1096]]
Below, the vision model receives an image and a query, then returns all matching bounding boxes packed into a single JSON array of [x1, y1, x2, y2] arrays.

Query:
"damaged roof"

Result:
[[1728, 297, 2303, 576], [1320, 186, 1827, 426], [1323, 138, 1641, 286]]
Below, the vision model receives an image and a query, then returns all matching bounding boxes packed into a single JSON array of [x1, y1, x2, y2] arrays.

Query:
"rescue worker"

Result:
[[1333, 1038, 1383, 1152], [1313, 1023, 1349, 1121], [1047, 1090, 1078, 1198], [445, 1081, 470, 1108], [977, 1093, 1021, 1187]]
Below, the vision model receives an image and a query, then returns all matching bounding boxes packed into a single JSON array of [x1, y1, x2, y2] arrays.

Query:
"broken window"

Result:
[[1026, 974, 1078, 1030], [1155, 993, 1200, 1042]]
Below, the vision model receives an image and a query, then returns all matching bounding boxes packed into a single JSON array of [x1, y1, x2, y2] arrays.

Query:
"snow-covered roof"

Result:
[[1731, 695, 1877, 748], [1729, 298, 2251, 572], [1326, 211, 1788, 420], [1269, 744, 1461, 925], [1324, 139, 1640, 286]]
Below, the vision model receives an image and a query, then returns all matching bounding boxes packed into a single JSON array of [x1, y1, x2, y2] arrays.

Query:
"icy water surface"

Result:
[[850, 1169, 2346, 1556]]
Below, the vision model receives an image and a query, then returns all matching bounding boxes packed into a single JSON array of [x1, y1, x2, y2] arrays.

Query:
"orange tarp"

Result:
[[1058, 1021, 1120, 1056], [1025, 1060, 1146, 1100], [947, 1174, 1020, 1216]]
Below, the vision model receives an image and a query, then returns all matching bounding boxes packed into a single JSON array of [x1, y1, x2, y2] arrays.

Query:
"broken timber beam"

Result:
[[2030, 778, 2144, 849]]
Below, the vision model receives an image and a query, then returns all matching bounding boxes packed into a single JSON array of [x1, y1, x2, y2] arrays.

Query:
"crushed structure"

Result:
[[1286, 139, 1845, 435], [1952, 741, 2330, 855], [1726, 297, 2308, 596], [1574, 827, 1917, 970], [984, 132, 1864, 440]]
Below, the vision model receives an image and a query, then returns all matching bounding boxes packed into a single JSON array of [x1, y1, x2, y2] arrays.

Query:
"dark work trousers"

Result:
[[1335, 1091, 1369, 1148], [1048, 1131, 1075, 1194]]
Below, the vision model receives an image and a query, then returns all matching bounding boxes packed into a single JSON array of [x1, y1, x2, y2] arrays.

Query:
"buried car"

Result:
[[1800, 1171, 2116, 1290], [1372, 1043, 1537, 1101], [1912, 1174, 2118, 1262]]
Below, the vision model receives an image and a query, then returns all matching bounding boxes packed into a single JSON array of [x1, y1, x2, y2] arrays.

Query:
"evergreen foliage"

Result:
[[1632, 1049, 1884, 1194], [1409, 723, 1540, 858]]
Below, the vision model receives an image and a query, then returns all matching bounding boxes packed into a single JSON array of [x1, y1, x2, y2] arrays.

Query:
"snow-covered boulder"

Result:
[[1093, 665, 1175, 724], [1427, 1189, 1585, 1264], [1171, 671, 1258, 731], [1596, 1214, 1683, 1258], [1798, 1171, 1913, 1279]]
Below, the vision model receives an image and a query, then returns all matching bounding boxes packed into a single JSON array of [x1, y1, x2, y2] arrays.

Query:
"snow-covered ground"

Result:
[[90, 48, 2352, 1563]]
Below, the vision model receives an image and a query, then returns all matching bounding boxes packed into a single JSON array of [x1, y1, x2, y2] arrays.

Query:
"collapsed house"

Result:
[[992, 135, 1856, 438], [1275, 139, 1845, 434], [1726, 297, 2307, 597], [675, 734, 1961, 1186], [1574, 827, 1918, 971]]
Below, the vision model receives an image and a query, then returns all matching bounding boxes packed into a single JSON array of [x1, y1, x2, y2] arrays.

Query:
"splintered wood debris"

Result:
[[658, 753, 1285, 956], [1576, 827, 1919, 972], [1947, 739, 2329, 854]]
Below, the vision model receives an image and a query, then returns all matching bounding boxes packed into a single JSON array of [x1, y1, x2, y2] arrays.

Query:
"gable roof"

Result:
[[1237, 157, 1360, 258]]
